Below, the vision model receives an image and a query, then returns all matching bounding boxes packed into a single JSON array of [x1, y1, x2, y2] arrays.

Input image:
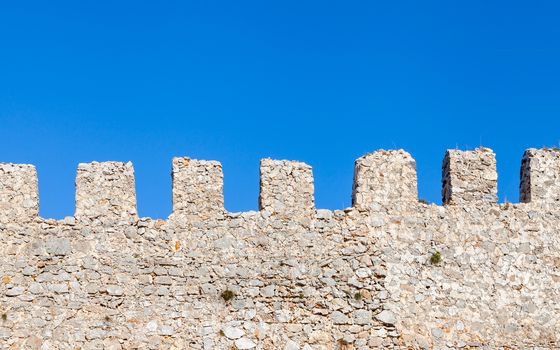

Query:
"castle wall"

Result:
[[0, 148, 558, 349]]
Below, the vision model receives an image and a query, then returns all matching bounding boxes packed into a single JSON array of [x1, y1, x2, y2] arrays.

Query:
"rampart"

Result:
[[0, 147, 559, 349]]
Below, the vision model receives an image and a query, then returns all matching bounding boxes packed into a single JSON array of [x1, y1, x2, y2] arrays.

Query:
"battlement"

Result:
[[442, 147, 497, 205], [75, 161, 137, 222], [0, 163, 38, 222], [259, 159, 314, 217], [352, 150, 418, 211], [520, 148, 560, 203], [171, 157, 225, 220], [1, 147, 560, 223], [1, 147, 559, 349]]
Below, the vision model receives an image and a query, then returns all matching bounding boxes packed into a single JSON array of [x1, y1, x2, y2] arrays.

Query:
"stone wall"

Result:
[[0, 148, 559, 350]]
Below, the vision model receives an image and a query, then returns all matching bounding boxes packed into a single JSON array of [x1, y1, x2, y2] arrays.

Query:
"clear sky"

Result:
[[1, 1, 559, 219]]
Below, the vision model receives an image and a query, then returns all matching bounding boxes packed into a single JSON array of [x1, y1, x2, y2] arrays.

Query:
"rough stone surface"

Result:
[[236, 337, 256, 349], [259, 159, 314, 217], [520, 148, 560, 203], [0, 163, 38, 222], [75, 161, 137, 222], [442, 147, 498, 205], [375, 310, 396, 325], [45, 238, 72, 256], [0, 148, 559, 349], [171, 157, 224, 220], [223, 326, 244, 339], [352, 150, 418, 211]]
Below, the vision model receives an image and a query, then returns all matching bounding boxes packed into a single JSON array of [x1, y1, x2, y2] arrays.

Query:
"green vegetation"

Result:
[[430, 251, 442, 265], [221, 289, 236, 302]]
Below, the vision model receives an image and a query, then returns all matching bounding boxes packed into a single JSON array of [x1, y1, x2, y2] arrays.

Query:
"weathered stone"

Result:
[[45, 238, 72, 256], [260, 285, 275, 297], [145, 320, 157, 332], [106, 285, 124, 296], [49, 283, 69, 294], [159, 325, 174, 336], [375, 310, 396, 325], [154, 276, 173, 285], [0, 149, 557, 349], [353, 310, 372, 325], [235, 337, 256, 349], [431, 327, 443, 338], [222, 326, 244, 339], [284, 339, 299, 350], [331, 311, 349, 325], [6, 286, 24, 296]]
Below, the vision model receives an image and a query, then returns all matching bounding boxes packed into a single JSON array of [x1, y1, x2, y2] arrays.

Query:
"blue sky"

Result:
[[1, 1, 559, 219]]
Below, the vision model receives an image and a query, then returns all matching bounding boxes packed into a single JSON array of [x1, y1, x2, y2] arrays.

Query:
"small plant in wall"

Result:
[[430, 251, 442, 265], [353, 292, 363, 301], [221, 289, 236, 302]]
